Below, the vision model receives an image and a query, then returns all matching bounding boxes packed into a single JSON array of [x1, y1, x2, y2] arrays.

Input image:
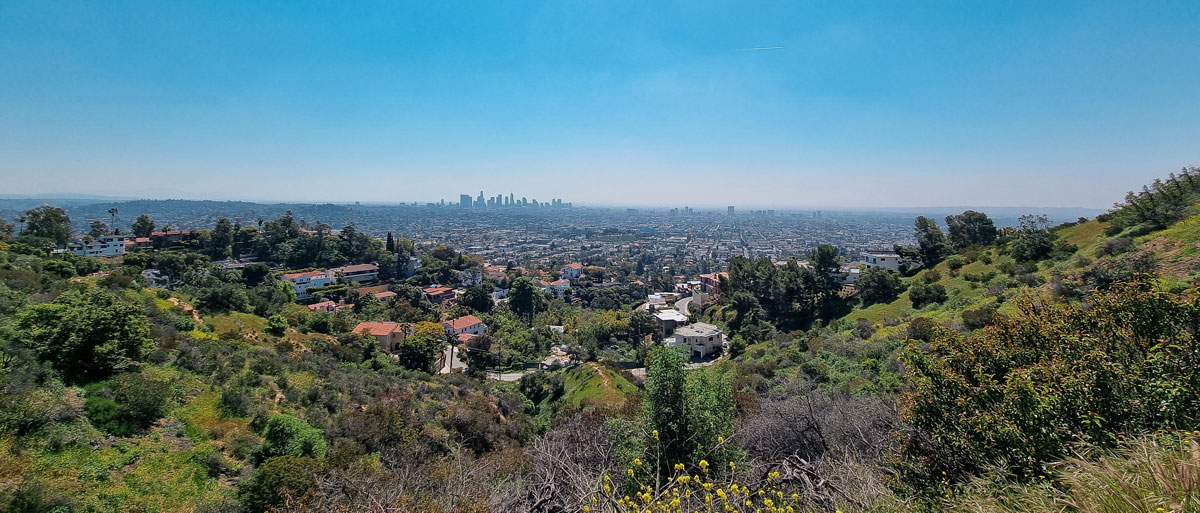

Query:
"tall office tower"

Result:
[[728, 206, 736, 216], [460, 194, 471, 208]]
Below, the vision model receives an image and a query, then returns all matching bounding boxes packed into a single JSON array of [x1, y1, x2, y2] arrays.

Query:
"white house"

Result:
[[862, 251, 901, 271], [67, 235, 128, 257], [561, 262, 583, 280], [670, 322, 724, 358], [281, 270, 332, 300], [444, 315, 486, 342], [543, 279, 570, 297]]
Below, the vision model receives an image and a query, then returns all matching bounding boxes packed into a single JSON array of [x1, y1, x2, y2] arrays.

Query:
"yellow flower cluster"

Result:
[[589, 460, 803, 513]]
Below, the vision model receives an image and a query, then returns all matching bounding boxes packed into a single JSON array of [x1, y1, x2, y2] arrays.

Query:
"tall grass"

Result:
[[954, 433, 1200, 513]]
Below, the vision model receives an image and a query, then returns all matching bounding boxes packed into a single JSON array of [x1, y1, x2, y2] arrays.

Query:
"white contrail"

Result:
[[743, 46, 784, 51]]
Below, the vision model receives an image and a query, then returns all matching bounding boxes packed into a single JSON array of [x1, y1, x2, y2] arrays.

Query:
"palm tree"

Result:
[[107, 208, 119, 234]]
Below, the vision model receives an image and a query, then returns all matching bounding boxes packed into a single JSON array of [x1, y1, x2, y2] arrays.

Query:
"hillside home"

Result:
[[443, 315, 486, 342], [561, 262, 583, 279], [281, 270, 331, 300], [670, 322, 724, 358], [352, 321, 412, 352], [66, 235, 128, 257]]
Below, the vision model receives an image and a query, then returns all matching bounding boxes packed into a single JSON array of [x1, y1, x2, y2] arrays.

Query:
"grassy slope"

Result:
[[560, 362, 638, 409]]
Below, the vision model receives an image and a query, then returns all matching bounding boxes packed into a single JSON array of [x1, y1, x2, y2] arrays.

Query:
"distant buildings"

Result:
[[542, 279, 570, 297], [727, 206, 735, 216]]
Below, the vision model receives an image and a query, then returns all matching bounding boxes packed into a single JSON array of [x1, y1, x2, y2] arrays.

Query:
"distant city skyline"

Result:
[[1, 2, 1198, 208]]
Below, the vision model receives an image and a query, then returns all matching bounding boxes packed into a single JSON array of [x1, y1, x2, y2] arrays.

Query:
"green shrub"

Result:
[[260, 414, 327, 459], [894, 282, 1200, 494]]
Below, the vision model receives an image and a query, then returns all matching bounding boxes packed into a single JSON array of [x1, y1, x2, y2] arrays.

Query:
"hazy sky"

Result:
[[1, 1, 1197, 208]]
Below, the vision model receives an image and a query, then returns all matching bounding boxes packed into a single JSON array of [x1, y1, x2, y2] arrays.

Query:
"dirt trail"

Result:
[[589, 362, 613, 390], [168, 297, 203, 325]]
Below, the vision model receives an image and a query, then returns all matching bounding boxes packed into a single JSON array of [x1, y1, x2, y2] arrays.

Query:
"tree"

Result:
[[209, 217, 234, 259], [266, 314, 288, 336], [21, 206, 72, 246], [913, 216, 949, 267], [107, 207, 119, 233], [458, 284, 494, 314], [1010, 214, 1055, 262], [628, 309, 656, 343], [242, 262, 271, 287], [261, 414, 328, 459], [809, 244, 841, 291], [909, 282, 947, 308], [857, 267, 905, 305], [88, 220, 108, 238], [509, 276, 543, 323], [386, 232, 395, 253], [394, 321, 444, 372], [945, 210, 998, 249], [132, 214, 155, 237], [239, 456, 317, 512], [641, 346, 689, 471], [0, 215, 13, 236], [16, 288, 154, 382]]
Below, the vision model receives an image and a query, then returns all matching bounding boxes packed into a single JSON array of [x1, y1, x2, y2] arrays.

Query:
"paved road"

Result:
[[438, 344, 466, 374], [674, 296, 692, 316]]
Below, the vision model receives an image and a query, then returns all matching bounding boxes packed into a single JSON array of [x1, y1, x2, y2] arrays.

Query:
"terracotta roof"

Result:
[[282, 270, 326, 280], [549, 279, 570, 286], [331, 263, 378, 273], [563, 263, 583, 270], [444, 315, 483, 332], [374, 291, 397, 300], [457, 333, 479, 343], [423, 285, 453, 295], [352, 321, 404, 337], [307, 300, 337, 311]]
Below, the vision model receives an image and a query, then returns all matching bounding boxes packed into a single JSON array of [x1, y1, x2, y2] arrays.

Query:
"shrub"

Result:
[[260, 414, 328, 459], [960, 304, 997, 330], [894, 282, 1200, 494], [909, 282, 947, 308], [239, 456, 318, 512]]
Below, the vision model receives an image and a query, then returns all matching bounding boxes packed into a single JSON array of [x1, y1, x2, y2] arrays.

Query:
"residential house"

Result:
[[67, 235, 127, 257], [862, 251, 900, 271], [670, 322, 724, 358], [652, 308, 689, 339], [699, 272, 728, 297], [443, 315, 486, 342], [422, 285, 456, 304], [281, 270, 332, 300], [542, 279, 570, 297], [307, 300, 339, 312], [352, 321, 412, 352], [329, 263, 379, 284], [560, 262, 583, 280]]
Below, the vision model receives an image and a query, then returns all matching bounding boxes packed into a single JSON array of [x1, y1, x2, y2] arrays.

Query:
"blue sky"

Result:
[[0, 1, 1197, 208]]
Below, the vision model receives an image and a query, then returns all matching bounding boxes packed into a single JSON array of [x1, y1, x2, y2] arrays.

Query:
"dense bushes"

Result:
[[895, 281, 1200, 493], [16, 288, 154, 383]]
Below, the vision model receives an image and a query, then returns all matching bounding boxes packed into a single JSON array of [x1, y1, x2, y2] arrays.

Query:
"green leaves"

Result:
[[16, 288, 153, 383]]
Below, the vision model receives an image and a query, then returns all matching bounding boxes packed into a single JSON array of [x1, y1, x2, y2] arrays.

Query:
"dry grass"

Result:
[[953, 433, 1200, 513]]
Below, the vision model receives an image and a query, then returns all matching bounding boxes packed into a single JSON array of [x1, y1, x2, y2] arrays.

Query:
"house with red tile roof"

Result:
[[443, 315, 485, 340], [422, 285, 456, 304], [351, 321, 412, 351], [561, 262, 583, 279], [280, 270, 331, 300]]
